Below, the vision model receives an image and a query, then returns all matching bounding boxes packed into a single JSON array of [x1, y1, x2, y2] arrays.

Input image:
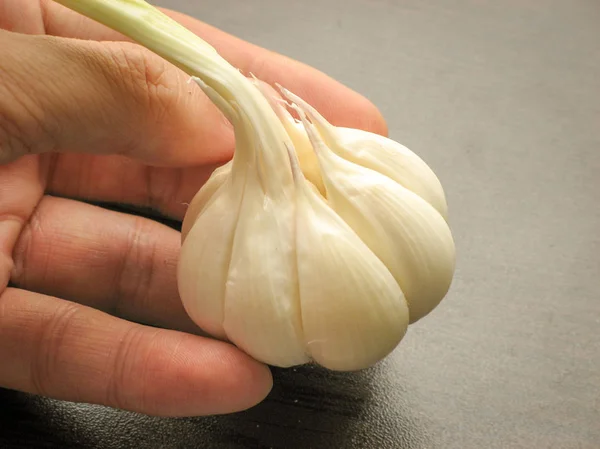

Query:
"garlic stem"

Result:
[[190, 77, 239, 126]]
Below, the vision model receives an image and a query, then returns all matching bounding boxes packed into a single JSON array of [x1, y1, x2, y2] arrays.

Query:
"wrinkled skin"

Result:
[[0, 0, 387, 417]]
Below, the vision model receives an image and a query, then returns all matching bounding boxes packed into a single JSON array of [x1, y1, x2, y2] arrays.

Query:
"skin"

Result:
[[0, 0, 388, 417]]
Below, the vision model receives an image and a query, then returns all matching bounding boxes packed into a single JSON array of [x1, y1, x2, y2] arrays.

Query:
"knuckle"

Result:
[[145, 166, 184, 214], [105, 327, 158, 412], [113, 216, 158, 318], [104, 42, 175, 113], [10, 199, 46, 286], [360, 100, 388, 136], [30, 302, 80, 398]]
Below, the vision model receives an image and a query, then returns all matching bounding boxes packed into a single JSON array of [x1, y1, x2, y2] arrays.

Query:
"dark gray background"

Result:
[[2, 0, 599, 448]]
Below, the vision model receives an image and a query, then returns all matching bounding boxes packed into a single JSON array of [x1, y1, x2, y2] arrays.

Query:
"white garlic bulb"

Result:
[[178, 77, 455, 371]]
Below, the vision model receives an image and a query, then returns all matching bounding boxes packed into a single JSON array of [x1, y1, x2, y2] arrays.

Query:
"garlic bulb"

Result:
[[53, 0, 456, 371], [179, 78, 411, 370]]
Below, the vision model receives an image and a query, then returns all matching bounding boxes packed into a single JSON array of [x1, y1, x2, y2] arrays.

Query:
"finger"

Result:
[[46, 153, 216, 222], [0, 287, 272, 416], [10, 194, 196, 333], [42, 1, 388, 136], [0, 29, 234, 166]]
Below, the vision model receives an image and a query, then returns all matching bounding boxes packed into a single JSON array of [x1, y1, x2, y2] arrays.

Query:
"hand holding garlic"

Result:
[[54, 0, 456, 372]]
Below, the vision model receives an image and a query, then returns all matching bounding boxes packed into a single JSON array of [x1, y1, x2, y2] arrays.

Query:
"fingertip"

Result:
[[322, 83, 389, 137], [207, 341, 274, 413], [148, 334, 273, 417], [311, 86, 390, 138], [352, 94, 389, 137]]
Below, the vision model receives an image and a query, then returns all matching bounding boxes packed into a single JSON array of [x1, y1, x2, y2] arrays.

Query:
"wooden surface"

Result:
[[2, 0, 600, 448]]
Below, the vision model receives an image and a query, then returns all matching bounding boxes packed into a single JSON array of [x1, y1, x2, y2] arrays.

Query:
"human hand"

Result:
[[0, 0, 387, 417]]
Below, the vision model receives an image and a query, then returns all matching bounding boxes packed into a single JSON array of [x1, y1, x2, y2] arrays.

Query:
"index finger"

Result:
[[42, 1, 388, 136]]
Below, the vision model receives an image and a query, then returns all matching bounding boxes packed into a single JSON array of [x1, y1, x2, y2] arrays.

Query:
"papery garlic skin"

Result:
[[177, 97, 247, 340], [294, 105, 456, 324]]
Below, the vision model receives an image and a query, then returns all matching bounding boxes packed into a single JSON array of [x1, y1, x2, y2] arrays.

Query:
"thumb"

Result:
[[0, 29, 234, 166]]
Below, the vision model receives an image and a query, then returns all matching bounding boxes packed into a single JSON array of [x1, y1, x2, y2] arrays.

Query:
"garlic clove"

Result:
[[221, 107, 309, 367], [177, 79, 250, 341], [294, 106, 456, 323], [222, 163, 309, 367], [177, 172, 245, 341], [334, 127, 449, 221], [280, 87, 449, 220], [287, 146, 409, 371]]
